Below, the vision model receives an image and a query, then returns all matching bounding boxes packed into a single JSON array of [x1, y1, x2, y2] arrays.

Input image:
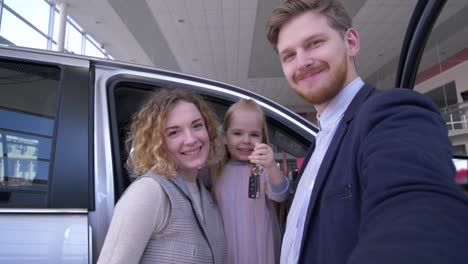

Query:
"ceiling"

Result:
[[51, 0, 468, 113]]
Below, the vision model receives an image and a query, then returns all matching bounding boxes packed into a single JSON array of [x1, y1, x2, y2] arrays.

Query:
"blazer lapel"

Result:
[[199, 179, 218, 246], [171, 176, 206, 222], [171, 175, 191, 199], [301, 121, 349, 228], [298, 84, 375, 257], [170, 176, 215, 245]]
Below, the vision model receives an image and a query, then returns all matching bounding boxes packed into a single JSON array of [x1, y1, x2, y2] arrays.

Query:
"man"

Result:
[[266, 0, 468, 263]]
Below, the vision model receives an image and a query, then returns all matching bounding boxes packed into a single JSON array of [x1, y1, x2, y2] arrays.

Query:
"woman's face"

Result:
[[163, 100, 210, 179]]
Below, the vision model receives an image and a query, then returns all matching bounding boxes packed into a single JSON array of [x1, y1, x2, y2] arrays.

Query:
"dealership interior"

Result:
[[1, 0, 468, 189]]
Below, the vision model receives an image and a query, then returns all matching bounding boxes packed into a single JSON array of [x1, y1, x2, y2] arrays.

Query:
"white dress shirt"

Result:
[[280, 77, 364, 264]]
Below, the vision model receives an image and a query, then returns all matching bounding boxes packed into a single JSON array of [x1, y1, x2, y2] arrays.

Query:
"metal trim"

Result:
[[0, 0, 4, 33], [395, 0, 428, 88], [398, 0, 447, 89], [0, 47, 89, 67], [0, 208, 88, 214], [96, 66, 317, 136]]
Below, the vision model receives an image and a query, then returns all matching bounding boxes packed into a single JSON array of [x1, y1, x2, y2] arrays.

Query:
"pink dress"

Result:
[[214, 160, 289, 264]]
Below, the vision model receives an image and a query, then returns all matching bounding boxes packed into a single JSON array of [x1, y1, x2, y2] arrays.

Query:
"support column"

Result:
[[57, 3, 68, 52]]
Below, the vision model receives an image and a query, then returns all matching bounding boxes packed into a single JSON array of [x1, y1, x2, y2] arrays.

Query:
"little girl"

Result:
[[214, 99, 289, 264]]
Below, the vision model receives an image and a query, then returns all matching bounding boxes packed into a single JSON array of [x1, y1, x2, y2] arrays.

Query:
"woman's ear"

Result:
[[221, 132, 227, 144]]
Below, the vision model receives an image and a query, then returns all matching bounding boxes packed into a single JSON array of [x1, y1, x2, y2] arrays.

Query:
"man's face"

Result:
[[277, 10, 359, 112]]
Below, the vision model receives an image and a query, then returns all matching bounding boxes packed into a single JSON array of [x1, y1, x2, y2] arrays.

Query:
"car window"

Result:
[[353, 1, 418, 89], [108, 82, 311, 200], [413, 1, 468, 191], [414, 1, 468, 153], [0, 60, 60, 208]]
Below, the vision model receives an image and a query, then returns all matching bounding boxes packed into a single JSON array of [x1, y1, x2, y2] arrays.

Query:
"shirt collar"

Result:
[[317, 77, 364, 132]]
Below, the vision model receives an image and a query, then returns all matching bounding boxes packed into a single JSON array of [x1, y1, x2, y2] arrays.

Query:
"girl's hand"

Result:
[[248, 143, 276, 169]]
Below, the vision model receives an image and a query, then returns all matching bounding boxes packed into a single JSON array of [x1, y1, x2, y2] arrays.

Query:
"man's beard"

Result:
[[293, 55, 348, 106]]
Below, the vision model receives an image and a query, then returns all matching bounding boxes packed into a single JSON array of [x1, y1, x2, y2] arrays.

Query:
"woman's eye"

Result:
[[167, 130, 179, 137], [193, 122, 204, 129]]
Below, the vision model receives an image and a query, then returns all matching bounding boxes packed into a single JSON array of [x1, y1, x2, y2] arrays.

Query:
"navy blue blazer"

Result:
[[296, 84, 468, 264]]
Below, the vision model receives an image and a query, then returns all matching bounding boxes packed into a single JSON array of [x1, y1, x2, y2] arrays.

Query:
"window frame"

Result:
[[105, 74, 316, 200], [0, 52, 92, 210], [395, 0, 448, 89]]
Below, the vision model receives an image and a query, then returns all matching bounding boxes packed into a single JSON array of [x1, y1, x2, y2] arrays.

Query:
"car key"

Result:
[[248, 164, 262, 199]]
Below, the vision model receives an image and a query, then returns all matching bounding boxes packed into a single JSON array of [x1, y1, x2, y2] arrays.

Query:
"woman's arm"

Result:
[[97, 177, 170, 264]]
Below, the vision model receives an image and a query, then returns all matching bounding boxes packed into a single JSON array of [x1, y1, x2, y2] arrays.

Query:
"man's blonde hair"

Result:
[[266, 0, 352, 51]]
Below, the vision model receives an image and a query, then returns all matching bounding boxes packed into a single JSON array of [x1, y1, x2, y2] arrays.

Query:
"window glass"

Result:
[[85, 38, 105, 58], [4, 0, 51, 34], [65, 22, 82, 54], [425, 81, 457, 108], [415, 1, 468, 156], [0, 9, 48, 49], [111, 85, 310, 193], [453, 156, 468, 194], [353, 1, 418, 88], [0, 60, 60, 208]]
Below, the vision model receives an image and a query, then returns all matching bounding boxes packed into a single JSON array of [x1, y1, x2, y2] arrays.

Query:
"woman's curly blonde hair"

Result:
[[126, 88, 221, 178]]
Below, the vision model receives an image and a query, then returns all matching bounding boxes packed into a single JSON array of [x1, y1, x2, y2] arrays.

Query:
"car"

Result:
[[0, 44, 315, 263]]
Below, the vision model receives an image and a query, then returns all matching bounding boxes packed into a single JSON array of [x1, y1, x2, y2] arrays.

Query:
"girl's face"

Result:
[[163, 101, 210, 179], [223, 108, 263, 162]]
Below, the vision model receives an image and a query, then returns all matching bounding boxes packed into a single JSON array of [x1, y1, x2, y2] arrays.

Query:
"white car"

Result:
[[0, 45, 315, 263]]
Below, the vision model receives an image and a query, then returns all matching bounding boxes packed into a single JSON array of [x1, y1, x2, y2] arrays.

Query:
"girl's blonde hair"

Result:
[[126, 89, 221, 178], [214, 99, 269, 177]]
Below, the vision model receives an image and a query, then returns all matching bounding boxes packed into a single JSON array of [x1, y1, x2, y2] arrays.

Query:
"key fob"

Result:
[[248, 173, 260, 199]]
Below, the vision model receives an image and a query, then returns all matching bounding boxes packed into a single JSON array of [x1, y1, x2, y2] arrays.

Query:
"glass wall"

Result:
[[415, 1, 468, 155], [0, 0, 111, 59]]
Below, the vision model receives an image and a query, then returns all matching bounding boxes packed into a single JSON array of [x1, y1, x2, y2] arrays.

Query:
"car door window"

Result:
[[412, 1, 468, 192], [0, 60, 60, 207], [352, 1, 418, 89], [108, 82, 312, 200], [414, 1, 468, 152]]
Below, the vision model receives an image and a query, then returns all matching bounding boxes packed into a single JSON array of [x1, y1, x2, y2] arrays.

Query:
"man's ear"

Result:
[[345, 28, 360, 57]]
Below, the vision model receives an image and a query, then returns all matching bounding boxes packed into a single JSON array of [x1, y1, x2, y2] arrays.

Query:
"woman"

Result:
[[97, 89, 226, 264]]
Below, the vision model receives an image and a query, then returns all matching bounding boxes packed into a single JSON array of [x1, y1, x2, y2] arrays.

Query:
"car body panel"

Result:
[[0, 211, 88, 263]]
